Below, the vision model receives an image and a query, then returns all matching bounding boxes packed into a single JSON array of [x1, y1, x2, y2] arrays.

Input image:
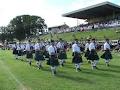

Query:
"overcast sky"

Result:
[[0, 0, 120, 27]]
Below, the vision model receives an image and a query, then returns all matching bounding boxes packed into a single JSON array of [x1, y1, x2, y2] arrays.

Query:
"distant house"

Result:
[[48, 24, 69, 34]]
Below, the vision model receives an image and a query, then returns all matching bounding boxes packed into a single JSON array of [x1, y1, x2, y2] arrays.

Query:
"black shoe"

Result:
[[77, 68, 81, 71], [94, 66, 98, 69], [64, 61, 66, 63], [88, 61, 91, 64], [61, 63, 64, 67], [107, 64, 110, 67], [93, 66, 96, 69], [54, 71, 57, 74], [38, 65, 43, 69], [29, 62, 32, 66], [38, 66, 41, 69]]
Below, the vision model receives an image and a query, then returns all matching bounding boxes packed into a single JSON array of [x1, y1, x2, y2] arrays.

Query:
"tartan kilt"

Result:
[[23, 50, 26, 55], [72, 52, 83, 63], [57, 48, 60, 53], [84, 49, 90, 60], [35, 51, 45, 61], [88, 50, 99, 61], [17, 50, 22, 56], [58, 50, 67, 59], [26, 51, 33, 59], [47, 55, 59, 66], [101, 50, 112, 59], [13, 49, 18, 55], [32, 50, 35, 54], [43, 50, 49, 58]]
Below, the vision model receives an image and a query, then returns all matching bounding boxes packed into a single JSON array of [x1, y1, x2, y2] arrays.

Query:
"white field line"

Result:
[[0, 60, 30, 90]]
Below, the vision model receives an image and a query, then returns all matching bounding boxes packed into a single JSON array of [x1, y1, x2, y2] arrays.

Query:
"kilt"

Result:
[[57, 48, 60, 53], [17, 50, 22, 56], [43, 51, 49, 58], [58, 50, 67, 59], [84, 49, 90, 60], [80, 46, 85, 52], [72, 52, 83, 63], [88, 49, 99, 61], [35, 51, 45, 61], [32, 50, 35, 53], [23, 50, 26, 55], [101, 50, 112, 59], [47, 55, 59, 66], [26, 51, 33, 59], [22, 50, 26, 55], [13, 49, 18, 55]]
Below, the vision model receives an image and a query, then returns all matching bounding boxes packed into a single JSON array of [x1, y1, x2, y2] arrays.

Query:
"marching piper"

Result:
[[101, 39, 112, 66], [47, 40, 59, 75], [72, 39, 83, 72], [20, 43, 26, 60], [16, 42, 22, 60], [88, 38, 99, 69], [34, 39, 45, 69], [12, 42, 18, 59], [115, 39, 120, 52], [84, 39, 90, 63], [57, 38, 67, 67], [44, 41, 50, 59], [25, 40, 33, 66]]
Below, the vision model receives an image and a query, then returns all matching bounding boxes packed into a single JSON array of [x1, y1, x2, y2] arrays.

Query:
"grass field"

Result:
[[0, 50, 120, 90], [40, 28, 120, 41]]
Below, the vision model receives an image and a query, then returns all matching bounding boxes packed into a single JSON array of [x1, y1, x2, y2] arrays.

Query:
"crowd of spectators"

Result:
[[57, 19, 120, 33]]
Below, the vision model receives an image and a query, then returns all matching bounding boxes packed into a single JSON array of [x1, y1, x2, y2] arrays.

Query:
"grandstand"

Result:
[[48, 24, 69, 34], [63, 1, 120, 31]]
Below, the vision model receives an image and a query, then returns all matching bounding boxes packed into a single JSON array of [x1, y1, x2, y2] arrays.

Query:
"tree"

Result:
[[0, 26, 8, 43], [9, 15, 47, 41], [0, 25, 14, 43]]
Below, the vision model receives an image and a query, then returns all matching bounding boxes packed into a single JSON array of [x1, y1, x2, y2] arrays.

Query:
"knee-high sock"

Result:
[[29, 59, 32, 63], [91, 61, 94, 67], [60, 59, 64, 65], [36, 61, 39, 66], [15, 55, 18, 59], [77, 63, 80, 69], [75, 64, 80, 71], [105, 59, 110, 64], [51, 66, 56, 74], [93, 60, 98, 66]]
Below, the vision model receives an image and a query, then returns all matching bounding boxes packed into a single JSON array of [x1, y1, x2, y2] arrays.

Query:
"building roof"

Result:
[[48, 24, 69, 30], [63, 1, 120, 19]]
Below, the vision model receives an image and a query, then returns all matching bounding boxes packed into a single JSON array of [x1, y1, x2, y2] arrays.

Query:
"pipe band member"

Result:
[[72, 39, 83, 72], [44, 42, 50, 59], [57, 38, 67, 67], [26, 40, 33, 66], [84, 39, 90, 63], [34, 39, 45, 69], [16, 42, 22, 60], [101, 39, 112, 66], [88, 38, 99, 69], [47, 40, 59, 75], [12, 42, 18, 59]]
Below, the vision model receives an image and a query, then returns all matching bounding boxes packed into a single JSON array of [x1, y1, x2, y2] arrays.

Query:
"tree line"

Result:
[[0, 15, 47, 43]]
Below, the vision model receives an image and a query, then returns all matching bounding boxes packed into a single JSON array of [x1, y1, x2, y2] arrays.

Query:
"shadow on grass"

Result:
[[98, 68, 120, 74], [64, 64, 74, 69], [56, 73, 93, 84], [110, 64, 120, 68], [82, 68, 120, 78], [98, 63, 120, 70]]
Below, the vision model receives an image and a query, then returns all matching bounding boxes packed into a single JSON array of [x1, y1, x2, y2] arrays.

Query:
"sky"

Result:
[[0, 0, 120, 27]]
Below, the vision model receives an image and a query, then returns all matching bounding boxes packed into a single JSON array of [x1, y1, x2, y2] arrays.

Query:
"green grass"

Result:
[[41, 28, 120, 41], [0, 50, 120, 90]]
